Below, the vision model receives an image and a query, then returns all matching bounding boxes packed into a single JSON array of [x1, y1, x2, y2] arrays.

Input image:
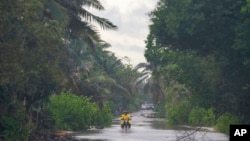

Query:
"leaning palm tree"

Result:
[[43, 0, 117, 53], [44, 0, 117, 29], [78, 48, 133, 111], [43, 0, 117, 92], [134, 62, 164, 103]]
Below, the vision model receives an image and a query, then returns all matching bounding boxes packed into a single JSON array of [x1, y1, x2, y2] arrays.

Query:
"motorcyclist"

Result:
[[120, 110, 132, 128]]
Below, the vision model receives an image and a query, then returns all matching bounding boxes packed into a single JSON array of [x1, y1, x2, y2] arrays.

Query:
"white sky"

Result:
[[89, 0, 158, 67]]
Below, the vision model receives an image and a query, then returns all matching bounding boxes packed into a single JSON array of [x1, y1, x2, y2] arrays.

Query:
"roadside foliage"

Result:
[[46, 92, 112, 130], [0, 0, 141, 140], [143, 0, 250, 134]]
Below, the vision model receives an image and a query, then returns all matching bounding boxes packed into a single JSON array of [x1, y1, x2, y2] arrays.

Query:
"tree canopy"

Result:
[[0, 0, 141, 140], [144, 0, 250, 133]]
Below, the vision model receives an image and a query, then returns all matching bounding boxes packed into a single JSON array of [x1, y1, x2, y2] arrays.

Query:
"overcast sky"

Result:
[[89, 0, 158, 67]]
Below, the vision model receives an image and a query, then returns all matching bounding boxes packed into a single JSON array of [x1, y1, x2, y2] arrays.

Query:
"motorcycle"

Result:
[[123, 119, 130, 131]]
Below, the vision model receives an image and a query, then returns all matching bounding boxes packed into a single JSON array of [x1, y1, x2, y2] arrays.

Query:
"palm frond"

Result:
[[52, 0, 117, 30], [97, 42, 111, 49], [114, 84, 131, 98], [68, 18, 102, 48], [134, 75, 150, 86], [83, 0, 104, 10], [85, 75, 113, 84], [140, 71, 152, 76], [134, 62, 151, 70], [79, 8, 117, 30]]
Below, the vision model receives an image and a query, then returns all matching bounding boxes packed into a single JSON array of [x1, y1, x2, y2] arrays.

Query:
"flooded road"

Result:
[[73, 110, 229, 141]]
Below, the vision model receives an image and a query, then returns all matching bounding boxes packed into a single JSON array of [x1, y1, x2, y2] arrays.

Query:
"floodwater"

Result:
[[73, 110, 229, 141]]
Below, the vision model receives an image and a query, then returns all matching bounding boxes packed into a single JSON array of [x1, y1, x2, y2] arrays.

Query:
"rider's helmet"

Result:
[[123, 110, 128, 114]]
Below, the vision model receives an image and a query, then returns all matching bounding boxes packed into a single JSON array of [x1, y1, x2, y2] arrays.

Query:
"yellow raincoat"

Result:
[[120, 113, 131, 125]]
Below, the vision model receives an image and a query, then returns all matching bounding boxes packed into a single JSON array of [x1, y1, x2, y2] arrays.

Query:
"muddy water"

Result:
[[73, 110, 229, 141]]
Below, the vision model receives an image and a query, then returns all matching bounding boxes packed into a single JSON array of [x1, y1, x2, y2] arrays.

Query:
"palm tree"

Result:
[[0, 0, 118, 139], [42, 0, 117, 74], [90, 48, 132, 109], [42, 0, 118, 91], [44, 0, 117, 35], [134, 62, 164, 104]]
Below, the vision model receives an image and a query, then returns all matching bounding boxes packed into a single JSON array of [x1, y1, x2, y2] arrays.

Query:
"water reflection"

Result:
[[73, 110, 229, 141], [149, 119, 171, 130]]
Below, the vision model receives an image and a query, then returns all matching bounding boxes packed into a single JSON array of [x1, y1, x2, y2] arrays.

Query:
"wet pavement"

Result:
[[73, 110, 229, 141]]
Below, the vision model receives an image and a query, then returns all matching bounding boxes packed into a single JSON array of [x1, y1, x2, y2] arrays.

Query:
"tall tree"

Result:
[[0, 0, 121, 139], [145, 0, 250, 123]]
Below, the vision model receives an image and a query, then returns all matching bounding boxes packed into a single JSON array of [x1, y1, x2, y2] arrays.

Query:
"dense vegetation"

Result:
[[46, 92, 112, 130], [0, 0, 142, 140], [143, 0, 250, 134], [2, 0, 249, 139]]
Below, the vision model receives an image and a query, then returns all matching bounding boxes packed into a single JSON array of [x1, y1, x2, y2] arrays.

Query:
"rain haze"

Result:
[[89, 0, 158, 67]]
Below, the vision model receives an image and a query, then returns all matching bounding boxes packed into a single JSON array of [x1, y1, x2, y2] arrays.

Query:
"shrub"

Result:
[[216, 112, 240, 134], [0, 102, 34, 141], [188, 107, 215, 126], [91, 104, 112, 127], [167, 100, 191, 125], [46, 91, 112, 130]]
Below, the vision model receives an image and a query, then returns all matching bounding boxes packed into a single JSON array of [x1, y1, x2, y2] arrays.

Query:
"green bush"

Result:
[[188, 107, 215, 126], [0, 102, 34, 141], [91, 104, 112, 127], [167, 100, 190, 125], [216, 112, 240, 134], [155, 99, 167, 118], [46, 91, 112, 130]]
